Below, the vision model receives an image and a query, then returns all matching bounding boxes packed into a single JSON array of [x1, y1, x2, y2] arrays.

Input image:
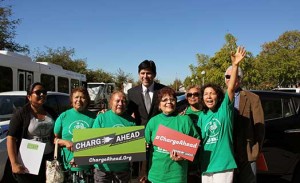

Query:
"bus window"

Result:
[[0, 66, 13, 92], [41, 74, 55, 91], [58, 77, 69, 94], [71, 79, 79, 89], [18, 71, 25, 91]]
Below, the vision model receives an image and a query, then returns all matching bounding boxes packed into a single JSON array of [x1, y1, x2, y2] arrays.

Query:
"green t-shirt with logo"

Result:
[[197, 92, 237, 174], [54, 108, 96, 171], [92, 110, 135, 172], [145, 113, 200, 183]]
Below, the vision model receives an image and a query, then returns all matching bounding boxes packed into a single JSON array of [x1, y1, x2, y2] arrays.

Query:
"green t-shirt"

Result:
[[185, 106, 202, 171], [145, 113, 200, 183], [53, 108, 96, 171], [197, 92, 237, 174], [92, 110, 135, 172]]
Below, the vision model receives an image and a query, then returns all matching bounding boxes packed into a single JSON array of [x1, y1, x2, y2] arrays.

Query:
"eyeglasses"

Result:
[[32, 90, 47, 96], [161, 98, 176, 103], [187, 92, 199, 98]]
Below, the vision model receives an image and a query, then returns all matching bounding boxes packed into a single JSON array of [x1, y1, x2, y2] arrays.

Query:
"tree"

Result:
[[85, 69, 114, 83], [0, 1, 29, 52], [114, 68, 134, 90], [33, 47, 88, 73], [256, 30, 300, 88]]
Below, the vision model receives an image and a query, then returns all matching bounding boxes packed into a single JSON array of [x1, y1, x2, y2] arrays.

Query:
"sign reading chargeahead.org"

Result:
[[73, 126, 146, 165]]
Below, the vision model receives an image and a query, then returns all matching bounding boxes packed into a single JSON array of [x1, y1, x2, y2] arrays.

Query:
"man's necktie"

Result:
[[144, 89, 151, 114]]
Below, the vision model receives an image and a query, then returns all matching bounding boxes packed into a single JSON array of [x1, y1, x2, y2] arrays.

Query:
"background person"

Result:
[[7, 82, 58, 183], [93, 91, 136, 183], [127, 60, 166, 126], [127, 60, 166, 179], [198, 46, 246, 183], [224, 66, 264, 183], [144, 87, 200, 183], [53, 86, 96, 182], [181, 85, 202, 183]]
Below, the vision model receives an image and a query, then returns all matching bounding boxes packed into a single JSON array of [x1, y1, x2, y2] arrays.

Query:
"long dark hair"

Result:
[[201, 83, 224, 113]]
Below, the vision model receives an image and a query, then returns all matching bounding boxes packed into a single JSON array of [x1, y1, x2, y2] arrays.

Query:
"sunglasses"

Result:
[[32, 90, 47, 96], [187, 92, 199, 98], [225, 75, 241, 79]]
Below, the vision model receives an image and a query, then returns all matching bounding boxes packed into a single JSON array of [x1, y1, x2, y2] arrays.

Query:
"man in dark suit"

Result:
[[127, 60, 166, 126], [127, 60, 165, 182], [225, 66, 265, 183]]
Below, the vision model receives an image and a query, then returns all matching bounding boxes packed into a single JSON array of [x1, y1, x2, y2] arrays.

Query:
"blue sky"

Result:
[[4, 0, 300, 84]]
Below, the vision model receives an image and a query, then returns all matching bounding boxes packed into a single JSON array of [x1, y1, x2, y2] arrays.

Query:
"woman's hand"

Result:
[[65, 140, 74, 151], [170, 150, 184, 161], [231, 46, 246, 66], [11, 162, 28, 174]]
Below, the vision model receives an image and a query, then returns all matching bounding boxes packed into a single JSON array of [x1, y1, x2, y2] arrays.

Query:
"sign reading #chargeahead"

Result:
[[153, 125, 200, 161], [73, 126, 146, 165]]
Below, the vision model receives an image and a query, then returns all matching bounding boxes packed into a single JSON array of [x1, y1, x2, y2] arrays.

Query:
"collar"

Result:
[[142, 83, 154, 93]]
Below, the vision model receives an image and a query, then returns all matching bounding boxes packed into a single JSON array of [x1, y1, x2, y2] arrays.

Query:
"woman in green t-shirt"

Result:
[[143, 87, 200, 183], [197, 46, 246, 183], [54, 87, 96, 182]]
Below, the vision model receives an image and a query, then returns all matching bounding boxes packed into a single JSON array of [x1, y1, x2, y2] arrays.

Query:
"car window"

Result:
[[56, 95, 71, 114], [45, 95, 70, 115], [261, 97, 282, 120], [260, 96, 296, 120]]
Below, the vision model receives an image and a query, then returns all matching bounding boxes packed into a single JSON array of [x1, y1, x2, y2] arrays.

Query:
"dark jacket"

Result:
[[127, 82, 166, 126], [234, 90, 265, 162], [8, 103, 58, 150]]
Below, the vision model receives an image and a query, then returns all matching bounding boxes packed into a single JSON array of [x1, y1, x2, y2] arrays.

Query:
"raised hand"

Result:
[[231, 46, 246, 65]]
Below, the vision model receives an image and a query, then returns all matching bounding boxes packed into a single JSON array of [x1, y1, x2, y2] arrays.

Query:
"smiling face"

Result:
[[27, 84, 47, 107], [110, 92, 127, 115], [203, 87, 218, 110], [159, 94, 176, 115], [139, 68, 155, 87], [71, 91, 88, 112], [186, 87, 200, 106]]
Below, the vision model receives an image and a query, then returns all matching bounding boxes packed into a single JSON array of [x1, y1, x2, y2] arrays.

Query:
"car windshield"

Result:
[[0, 96, 26, 121]]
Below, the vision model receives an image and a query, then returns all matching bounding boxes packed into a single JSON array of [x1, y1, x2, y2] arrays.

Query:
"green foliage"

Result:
[[0, 1, 29, 52], [185, 31, 300, 90], [85, 69, 114, 83], [169, 78, 182, 91], [114, 68, 134, 90], [256, 30, 300, 88]]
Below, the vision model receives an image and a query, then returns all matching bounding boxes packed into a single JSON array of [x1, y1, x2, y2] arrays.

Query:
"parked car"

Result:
[[0, 91, 71, 183], [272, 87, 300, 93], [176, 90, 300, 183]]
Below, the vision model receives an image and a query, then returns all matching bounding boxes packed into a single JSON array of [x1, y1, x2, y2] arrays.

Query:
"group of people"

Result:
[[6, 46, 264, 183]]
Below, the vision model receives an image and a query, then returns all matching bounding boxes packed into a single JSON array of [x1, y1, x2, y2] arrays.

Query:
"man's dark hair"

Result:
[[138, 60, 157, 75]]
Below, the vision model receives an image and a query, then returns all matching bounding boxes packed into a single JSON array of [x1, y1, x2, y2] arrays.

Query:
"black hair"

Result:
[[201, 83, 225, 113], [138, 60, 157, 75], [26, 82, 45, 96]]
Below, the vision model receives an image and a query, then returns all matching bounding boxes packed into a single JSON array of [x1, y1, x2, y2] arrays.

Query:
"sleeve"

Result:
[[92, 113, 102, 128], [252, 95, 265, 150], [144, 121, 152, 144], [7, 108, 24, 139], [53, 113, 64, 136], [186, 116, 200, 139]]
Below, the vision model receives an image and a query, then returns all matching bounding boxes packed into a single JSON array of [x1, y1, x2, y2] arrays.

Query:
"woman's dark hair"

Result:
[[138, 60, 157, 75], [26, 82, 45, 95], [70, 86, 91, 108], [201, 83, 225, 113], [156, 87, 177, 107]]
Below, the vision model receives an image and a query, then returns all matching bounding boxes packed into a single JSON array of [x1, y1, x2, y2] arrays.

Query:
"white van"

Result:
[[272, 88, 300, 93]]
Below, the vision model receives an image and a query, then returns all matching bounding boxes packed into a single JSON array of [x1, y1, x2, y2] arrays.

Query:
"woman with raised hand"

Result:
[[198, 46, 246, 183]]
